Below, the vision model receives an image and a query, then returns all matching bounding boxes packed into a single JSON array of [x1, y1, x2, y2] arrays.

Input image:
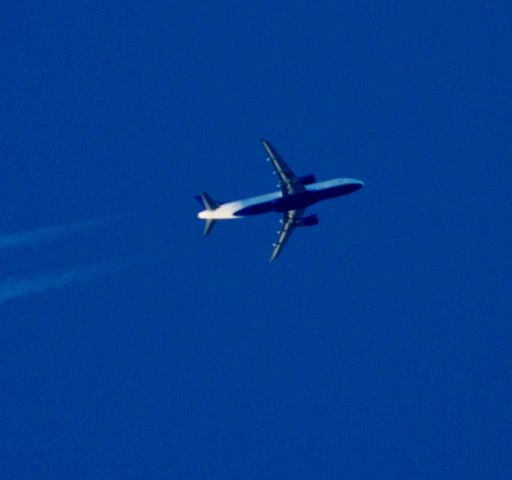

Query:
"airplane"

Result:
[[196, 139, 364, 261]]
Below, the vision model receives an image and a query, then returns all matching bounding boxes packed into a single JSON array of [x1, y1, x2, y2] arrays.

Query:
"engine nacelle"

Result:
[[295, 214, 319, 227], [297, 174, 316, 185]]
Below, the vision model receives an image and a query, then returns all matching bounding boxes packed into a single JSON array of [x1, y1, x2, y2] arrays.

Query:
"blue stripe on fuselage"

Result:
[[234, 202, 275, 216], [272, 191, 318, 213]]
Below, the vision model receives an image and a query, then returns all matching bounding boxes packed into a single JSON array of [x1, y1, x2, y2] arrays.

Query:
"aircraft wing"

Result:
[[269, 209, 305, 262], [261, 139, 305, 195]]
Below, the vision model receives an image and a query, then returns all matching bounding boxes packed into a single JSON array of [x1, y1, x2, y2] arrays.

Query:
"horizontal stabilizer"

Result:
[[197, 192, 219, 211], [195, 192, 220, 236], [203, 219, 216, 236]]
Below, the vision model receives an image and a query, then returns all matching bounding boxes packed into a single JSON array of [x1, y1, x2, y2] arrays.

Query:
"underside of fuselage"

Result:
[[197, 178, 364, 220], [234, 179, 364, 217], [235, 191, 315, 216]]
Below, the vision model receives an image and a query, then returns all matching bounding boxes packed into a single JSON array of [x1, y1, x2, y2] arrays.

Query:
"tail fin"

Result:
[[195, 192, 220, 236]]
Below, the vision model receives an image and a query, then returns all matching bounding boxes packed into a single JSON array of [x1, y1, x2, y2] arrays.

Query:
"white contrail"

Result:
[[0, 218, 104, 251], [0, 259, 134, 306]]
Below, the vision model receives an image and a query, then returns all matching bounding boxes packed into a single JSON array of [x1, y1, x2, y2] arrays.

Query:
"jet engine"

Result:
[[295, 214, 319, 227], [297, 174, 316, 185]]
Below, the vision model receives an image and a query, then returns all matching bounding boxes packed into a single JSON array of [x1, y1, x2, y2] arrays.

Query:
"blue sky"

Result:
[[1, 2, 511, 479]]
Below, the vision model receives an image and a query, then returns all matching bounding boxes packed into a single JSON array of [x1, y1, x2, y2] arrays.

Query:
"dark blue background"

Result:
[[1, 2, 511, 478]]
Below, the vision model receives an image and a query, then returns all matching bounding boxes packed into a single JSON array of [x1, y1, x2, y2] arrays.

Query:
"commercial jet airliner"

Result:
[[196, 139, 364, 261]]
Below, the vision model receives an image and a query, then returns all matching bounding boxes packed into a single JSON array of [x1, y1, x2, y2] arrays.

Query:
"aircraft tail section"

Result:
[[195, 192, 220, 236]]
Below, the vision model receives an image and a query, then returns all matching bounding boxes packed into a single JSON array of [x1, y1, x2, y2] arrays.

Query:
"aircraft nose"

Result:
[[346, 180, 364, 195], [349, 182, 364, 194]]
